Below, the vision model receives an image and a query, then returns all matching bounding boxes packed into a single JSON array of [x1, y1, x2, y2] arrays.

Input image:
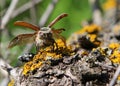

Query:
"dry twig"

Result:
[[0, 59, 13, 76], [89, 0, 102, 25], [109, 65, 120, 86], [39, 0, 58, 27], [11, 0, 42, 18], [29, 0, 37, 24], [1, 0, 19, 29]]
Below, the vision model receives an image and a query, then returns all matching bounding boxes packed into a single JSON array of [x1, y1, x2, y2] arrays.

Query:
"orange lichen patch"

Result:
[[22, 50, 49, 75], [84, 24, 101, 34], [67, 24, 102, 48], [76, 24, 101, 35], [33, 51, 47, 61], [23, 61, 34, 75], [31, 61, 43, 71], [55, 39, 74, 56], [109, 50, 120, 63], [99, 48, 106, 56], [56, 39, 66, 48], [88, 34, 97, 42], [103, 0, 116, 10], [46, 53, 62, 60], [88, 34, 101, 47], [109, 43, 120, 50], [92, 47, 106, 56], [8, 79, 15, 86], [22, 39, 74, 75], [22, 51, 48, 75]]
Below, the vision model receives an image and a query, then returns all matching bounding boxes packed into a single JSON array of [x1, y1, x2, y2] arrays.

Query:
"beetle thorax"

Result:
[[35, 27, 53, 44], [40, 27, 51, 33], [37, 27, 52, 39], [35, 27, 54, 49]]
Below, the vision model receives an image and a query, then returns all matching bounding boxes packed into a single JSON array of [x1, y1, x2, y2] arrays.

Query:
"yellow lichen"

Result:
[[33, 51, 46, 61], [92, 47, 106, 56], [88, 34, 97, 42], [109, 50, 120, 63], [99, 48, 107, 56], [22, 61, 33, 75], [56, 39, 66, 48], [84, 24, 101, 34], [67, 24, 102, 49], [46, 53, 62, 60], [75, 24, 101, 34], [8, 79, 15, 86], [55, 39, 74, 56], [117, 75, 120, 80], [22, 38, 74, 75], [31, 61, 43, 71], [88, 34, 101, 47], [109, 43, 120, 50], [103, 0, 116, 10], [22, 50, 48, 75]]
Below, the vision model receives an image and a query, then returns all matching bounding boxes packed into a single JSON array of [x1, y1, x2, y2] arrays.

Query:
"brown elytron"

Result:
[[8, 13, 68, 51]]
